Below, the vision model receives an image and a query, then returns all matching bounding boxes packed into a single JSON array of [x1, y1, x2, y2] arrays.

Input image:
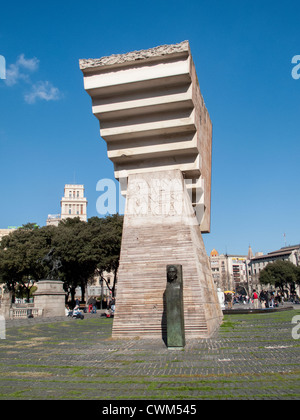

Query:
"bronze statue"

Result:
[[41, 248, 62, 280], [167, 265, 178, 283], [165, 264, 185, 348]]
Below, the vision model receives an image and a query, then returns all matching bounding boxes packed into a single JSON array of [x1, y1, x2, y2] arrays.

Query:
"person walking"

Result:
[[110, 297, 116, 314], [252, 289, 259, 309], [91, 296, 97, 313], [259, 290, 266, 309], [226, 292, 233, 310], [87, 296, 93, 313]]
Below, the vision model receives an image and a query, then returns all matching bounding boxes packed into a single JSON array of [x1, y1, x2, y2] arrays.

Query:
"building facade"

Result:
[[210, 245, 300, 294], [74, 271, 115, 302], [209, 249, 249, 293], [249, 245, 300, 290], [47, 184, 88, 226]]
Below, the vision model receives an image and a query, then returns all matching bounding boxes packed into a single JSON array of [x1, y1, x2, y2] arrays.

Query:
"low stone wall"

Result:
[[223, 305, 294, 315], [9, 307, 43, 319]]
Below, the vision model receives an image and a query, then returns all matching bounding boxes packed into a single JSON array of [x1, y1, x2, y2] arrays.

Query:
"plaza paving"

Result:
[[0, 308, 299, 400]]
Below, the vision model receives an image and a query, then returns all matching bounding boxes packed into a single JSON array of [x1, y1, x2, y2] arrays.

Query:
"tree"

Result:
[[0, 215, 124, 305], [297, 265, 300, 287], [0, 224, 52, 302], [87, 214, 123, 296], [259, 260, 299, 295], [52, 218, 97, 304], [53, 215, 123, 303]]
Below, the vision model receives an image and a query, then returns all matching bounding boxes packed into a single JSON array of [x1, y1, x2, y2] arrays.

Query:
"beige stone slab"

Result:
[[34, 280, 66, 318], [80, 41, 212, 231], [112, 170, 222, 340]]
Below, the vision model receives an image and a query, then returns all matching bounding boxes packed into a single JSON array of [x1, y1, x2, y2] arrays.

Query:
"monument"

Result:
[[33, 248, 66, 317], [217, 288, 225, 310], [165, 265, 185, 348], [80, 41, 223, 339]]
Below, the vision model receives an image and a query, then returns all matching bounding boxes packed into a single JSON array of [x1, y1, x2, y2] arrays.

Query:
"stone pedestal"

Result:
[[34, 280, 66, 317], [112, 170, 223, 339]]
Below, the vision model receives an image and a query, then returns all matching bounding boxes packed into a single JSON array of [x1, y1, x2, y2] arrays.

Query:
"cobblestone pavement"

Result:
[[0, 309, 299, 400]]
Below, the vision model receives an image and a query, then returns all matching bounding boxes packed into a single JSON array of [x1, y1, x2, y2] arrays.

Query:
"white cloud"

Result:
[[17, 54, 39, 71], [5, 54, 61, 104], [24, 81, 61, 104], [6, 63, 28, 86], [5, 54, 39, 86]]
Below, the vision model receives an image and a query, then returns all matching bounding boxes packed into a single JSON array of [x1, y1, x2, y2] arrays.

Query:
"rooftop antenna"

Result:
[[283, 232, 287, 248]]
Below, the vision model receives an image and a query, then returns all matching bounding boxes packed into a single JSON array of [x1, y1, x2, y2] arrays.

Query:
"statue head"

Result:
[[167, 265, 178, 283]]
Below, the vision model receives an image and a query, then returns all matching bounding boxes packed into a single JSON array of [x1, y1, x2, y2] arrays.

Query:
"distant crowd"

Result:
[[65, 296, 116, 319], [224, 290, 299, 309]]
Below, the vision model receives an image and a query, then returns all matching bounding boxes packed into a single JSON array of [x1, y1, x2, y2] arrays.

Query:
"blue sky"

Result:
[[0, 0, 299, 256]]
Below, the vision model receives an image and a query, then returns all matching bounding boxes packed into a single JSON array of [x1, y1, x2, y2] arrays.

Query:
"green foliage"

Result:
[[0, 224, 52, 300], [0, 215, 123, 303], [259, 260, 300, 293]]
